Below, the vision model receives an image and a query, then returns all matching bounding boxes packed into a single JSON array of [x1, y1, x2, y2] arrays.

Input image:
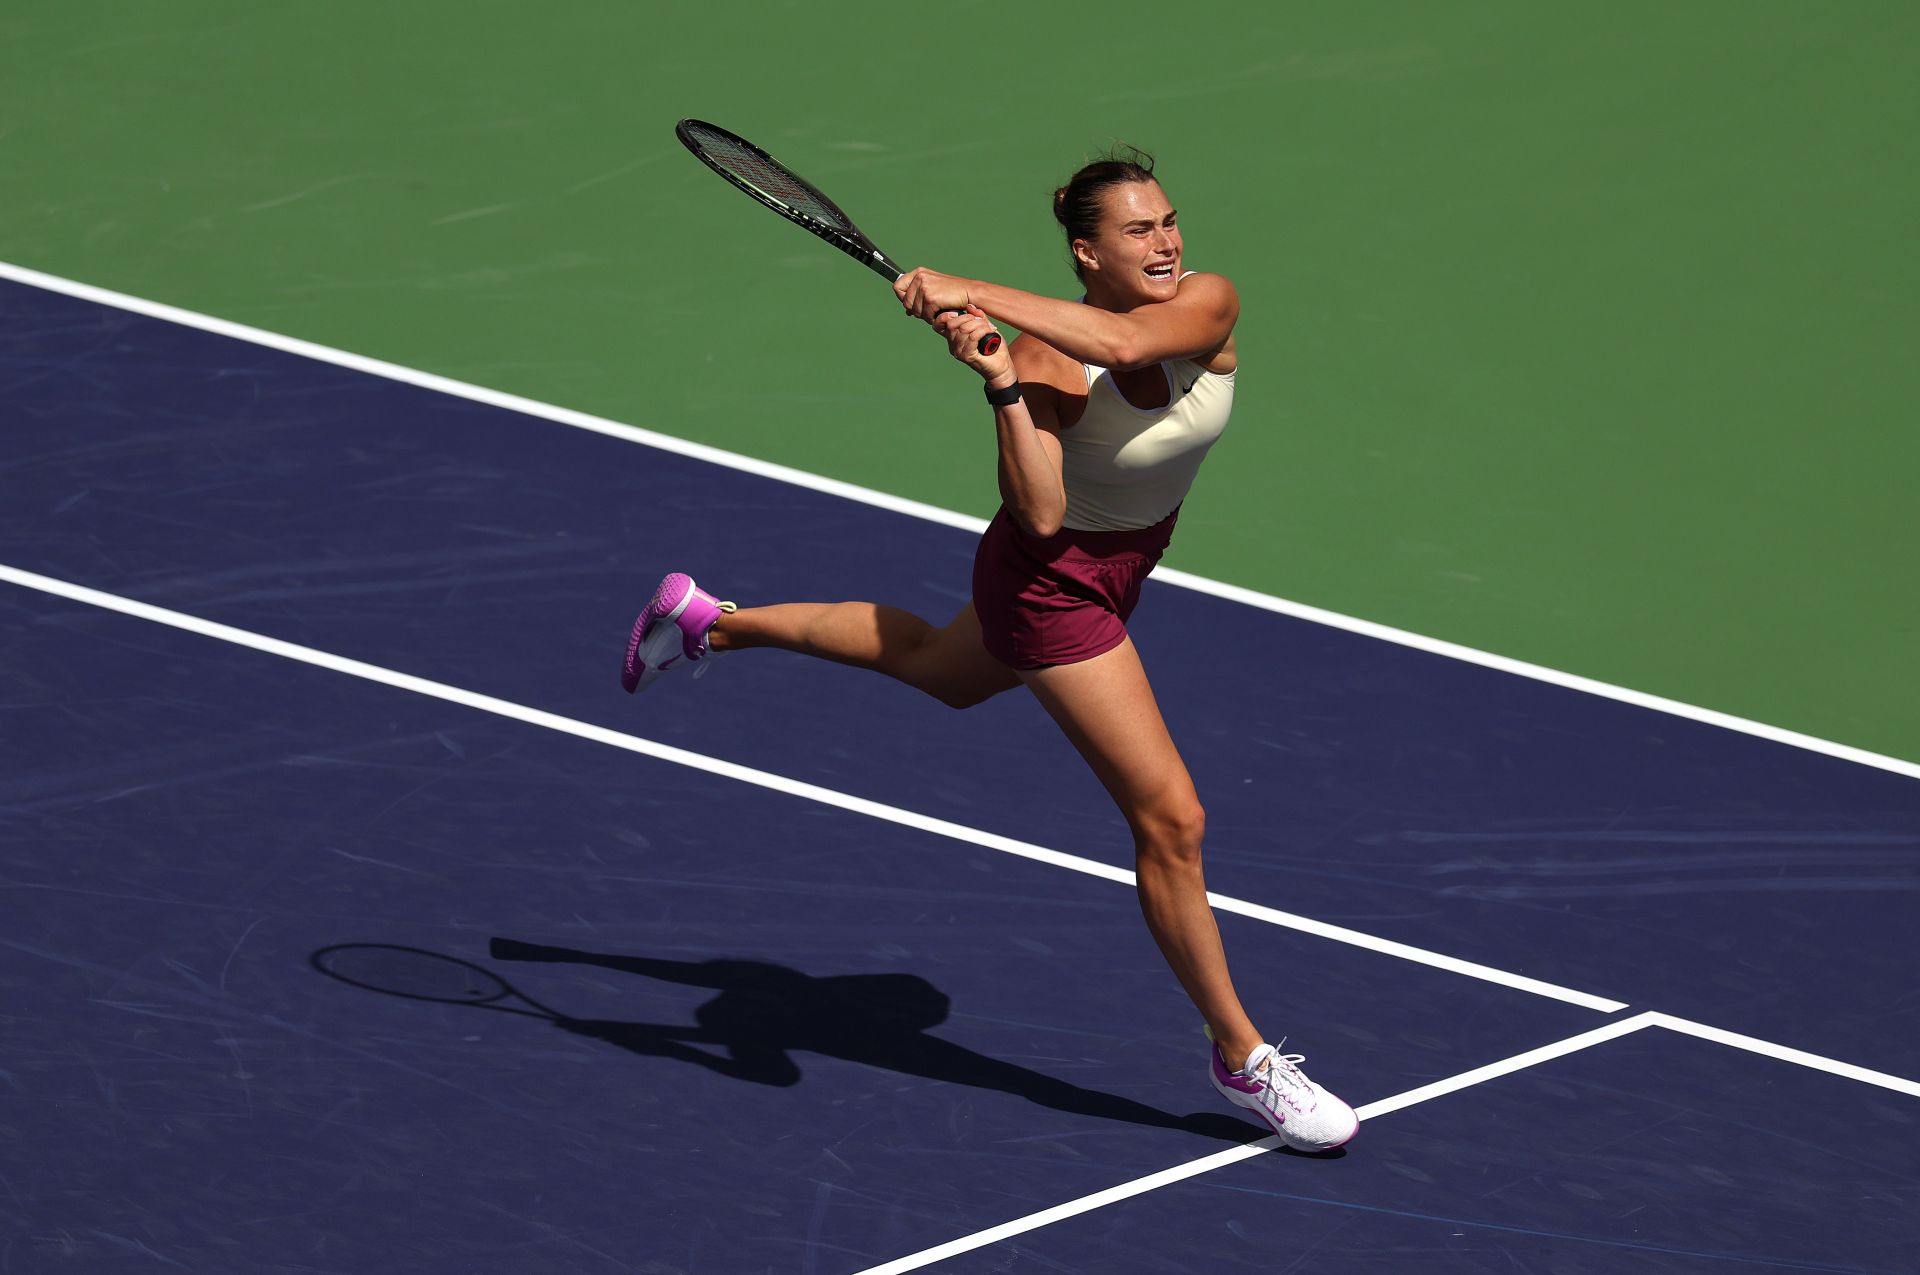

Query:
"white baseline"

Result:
[[1, 259, 1914, 783]]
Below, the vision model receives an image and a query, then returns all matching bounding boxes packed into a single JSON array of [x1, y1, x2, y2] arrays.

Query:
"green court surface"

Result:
[[4, 1, 1916, 763]]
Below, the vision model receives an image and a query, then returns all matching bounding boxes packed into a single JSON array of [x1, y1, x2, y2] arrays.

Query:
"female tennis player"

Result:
[[622, 150, 1357, 1152]]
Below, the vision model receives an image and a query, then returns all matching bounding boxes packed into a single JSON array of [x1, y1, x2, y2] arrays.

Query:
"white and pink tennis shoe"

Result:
[[621, 572, 736, 693], [1208, 1029, 1358, 1152]]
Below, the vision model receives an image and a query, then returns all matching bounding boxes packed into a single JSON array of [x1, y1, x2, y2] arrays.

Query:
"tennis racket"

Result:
[[676, 118, 1001, 356]]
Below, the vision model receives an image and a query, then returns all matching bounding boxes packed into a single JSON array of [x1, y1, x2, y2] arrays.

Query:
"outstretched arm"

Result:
[[934, 305, 1068, 539], [898, 268, 1237, 371]]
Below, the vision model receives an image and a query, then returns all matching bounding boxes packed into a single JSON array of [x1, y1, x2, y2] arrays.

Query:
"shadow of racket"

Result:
[[311, 941, 798, 1081], [311, 942, 565, 1022], [310, 940, 1292, 1150]]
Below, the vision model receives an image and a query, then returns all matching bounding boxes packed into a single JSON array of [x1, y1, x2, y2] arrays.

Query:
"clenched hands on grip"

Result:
[[933, 305, 1013, 387], [896, 267, 1004, 362]]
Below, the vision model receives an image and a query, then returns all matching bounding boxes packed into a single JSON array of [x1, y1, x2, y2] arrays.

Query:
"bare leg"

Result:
[[1019, 639, 1264, 1068], [710, 601, 1018, 710]]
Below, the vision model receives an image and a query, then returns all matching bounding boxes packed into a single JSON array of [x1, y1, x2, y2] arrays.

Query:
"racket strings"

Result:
[[314, 944, 516, 1006], [686, 127, 852, 230]]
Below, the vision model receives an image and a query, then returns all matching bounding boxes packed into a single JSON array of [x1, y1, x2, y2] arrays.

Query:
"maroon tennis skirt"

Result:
[[971, 504, 1180, 670]]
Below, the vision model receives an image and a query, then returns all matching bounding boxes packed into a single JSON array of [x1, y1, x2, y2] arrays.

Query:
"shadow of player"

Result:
[[489, 936, 1265, 1147]]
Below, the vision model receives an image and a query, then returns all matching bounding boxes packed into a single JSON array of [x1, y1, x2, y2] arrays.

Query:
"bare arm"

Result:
[[899, 269, 1237, 371], [934, 306, 1067, 539]]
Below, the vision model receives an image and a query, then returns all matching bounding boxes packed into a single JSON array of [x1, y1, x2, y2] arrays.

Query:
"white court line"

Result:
[[1646, 1014, 1920, 1099], [16, 560, 1916, 1109], [17, 561, 1920, 1108], [8, 262, 1914, 1268], [7, 547, 1919, 1267], [849, 1014, 1662, 1275], [0, 561, 1623, 1013], [852, 1016, 1920, 1275], [3, 259, 1915, 784]]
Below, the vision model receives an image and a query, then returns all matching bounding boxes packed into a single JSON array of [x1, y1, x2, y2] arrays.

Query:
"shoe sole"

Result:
[[622, 575, 696, 693]]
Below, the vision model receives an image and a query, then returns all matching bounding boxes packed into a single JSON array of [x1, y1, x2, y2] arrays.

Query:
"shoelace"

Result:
[[1246, 1041, 1315, 1104], [1265, 1054, 1312, 1089]]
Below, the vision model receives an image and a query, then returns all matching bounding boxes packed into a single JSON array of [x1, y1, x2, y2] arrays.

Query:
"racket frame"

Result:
[[676, 119, 905, 284], [675, 118, 1000, 356]]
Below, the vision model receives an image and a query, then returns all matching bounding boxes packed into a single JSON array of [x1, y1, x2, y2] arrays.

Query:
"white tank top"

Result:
[[1058, 355, 1235, 532]]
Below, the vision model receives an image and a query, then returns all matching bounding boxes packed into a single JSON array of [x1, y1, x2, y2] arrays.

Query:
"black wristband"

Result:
[[983, 380, 1023, 408]]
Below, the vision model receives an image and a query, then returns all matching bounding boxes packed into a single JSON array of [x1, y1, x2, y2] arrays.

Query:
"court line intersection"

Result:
[[852, 1013, 1663, 1275]]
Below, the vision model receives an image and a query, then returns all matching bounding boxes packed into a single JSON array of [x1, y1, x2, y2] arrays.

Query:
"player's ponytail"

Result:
[[1052, 145, 1157, 280]]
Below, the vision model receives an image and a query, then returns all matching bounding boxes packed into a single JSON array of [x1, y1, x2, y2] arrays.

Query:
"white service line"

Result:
[[3, 259, 1915, 784], [1353, 1011, 1659, 1120], [1645, 1014, 1920, 1099], [847, 1014, 1662, 1275], [0, 561, 1623, 1013]]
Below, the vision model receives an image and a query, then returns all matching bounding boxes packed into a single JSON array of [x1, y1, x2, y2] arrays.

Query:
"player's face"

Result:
[[1076, 180, 1182, 305]]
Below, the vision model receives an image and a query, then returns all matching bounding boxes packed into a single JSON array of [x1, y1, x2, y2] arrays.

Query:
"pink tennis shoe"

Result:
[[621, 573, 736, 693], [1207, 1029, 1358, 1152]]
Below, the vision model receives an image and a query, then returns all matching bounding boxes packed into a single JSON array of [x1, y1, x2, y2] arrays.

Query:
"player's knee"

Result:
[[1137, 797, 1207, 865]]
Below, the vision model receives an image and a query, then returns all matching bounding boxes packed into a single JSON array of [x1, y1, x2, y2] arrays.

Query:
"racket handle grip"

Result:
[[935, 307, 1003, 357]]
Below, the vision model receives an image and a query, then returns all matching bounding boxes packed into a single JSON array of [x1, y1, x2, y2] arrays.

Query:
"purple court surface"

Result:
[[3, 277, 1917, 1273]]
